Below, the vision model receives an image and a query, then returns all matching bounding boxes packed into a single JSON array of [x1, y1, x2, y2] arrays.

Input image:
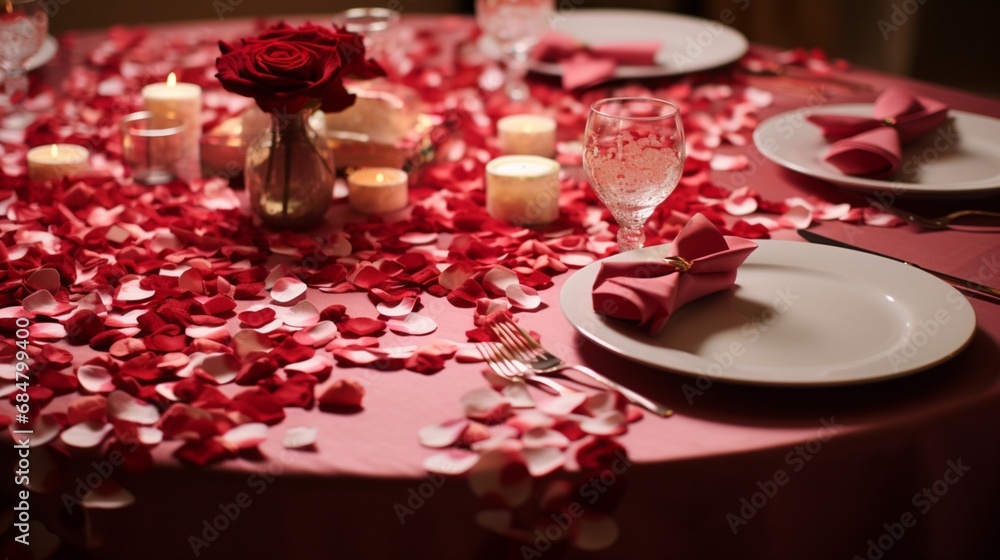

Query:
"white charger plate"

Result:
[[754, 104, 1000, 197], [560, 240, 976, 386], [482, 9, 748, 80]]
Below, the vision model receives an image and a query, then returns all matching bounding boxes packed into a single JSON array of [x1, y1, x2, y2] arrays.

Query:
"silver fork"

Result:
[[490, 319, 673, 417], [891, 208, 1000, 232], [475, 342, 574, 396]]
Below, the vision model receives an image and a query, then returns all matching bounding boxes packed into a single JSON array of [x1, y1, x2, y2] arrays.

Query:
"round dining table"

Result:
[[2, 11, 1000, 560]]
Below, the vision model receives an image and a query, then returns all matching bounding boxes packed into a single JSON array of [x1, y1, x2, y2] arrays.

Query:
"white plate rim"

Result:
[[753, 104, 1000, 196], [559, 240, 977, 387], [481, 8, 748, 80]]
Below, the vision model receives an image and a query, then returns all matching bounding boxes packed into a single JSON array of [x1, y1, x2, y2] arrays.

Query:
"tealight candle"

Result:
[[485, 155, 560, 226], [141, 72, 203, 180], [497, 114, 557, 157], [347, 167, 409, 213], [26, 144, 90, 182]]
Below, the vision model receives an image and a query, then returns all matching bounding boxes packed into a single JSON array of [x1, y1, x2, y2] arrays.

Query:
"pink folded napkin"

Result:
[[807, 88, 950, 177], [592, 214, 758, 335], [533, 32, 661, 90]]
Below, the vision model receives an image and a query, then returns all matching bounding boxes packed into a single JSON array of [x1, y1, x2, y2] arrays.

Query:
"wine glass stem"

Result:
[[2, 69, 29, 107], [504, 46, 530, 102], [617, 225, 646, 253]]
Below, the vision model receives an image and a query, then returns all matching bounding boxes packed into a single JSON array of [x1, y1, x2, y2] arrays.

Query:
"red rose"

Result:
[[215, 22, 384, 115]]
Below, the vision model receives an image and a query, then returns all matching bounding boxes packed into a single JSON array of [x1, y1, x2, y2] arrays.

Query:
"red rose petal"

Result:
[[318, 378, 365, 410], [238, 307, 276, 328], [337, 317, 386, 337]]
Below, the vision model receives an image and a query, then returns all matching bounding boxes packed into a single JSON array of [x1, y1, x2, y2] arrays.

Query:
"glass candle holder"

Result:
[[121, 111, 185, 185]]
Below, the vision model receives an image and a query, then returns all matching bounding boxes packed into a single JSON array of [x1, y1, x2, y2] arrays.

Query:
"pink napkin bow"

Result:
[[532, 32, 661, 90], [592, 214, 758, 335], [807, 87, 949, 177]]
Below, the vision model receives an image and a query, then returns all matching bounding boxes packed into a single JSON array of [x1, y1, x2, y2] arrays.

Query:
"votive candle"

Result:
[[485, 155, 560, 226], [497, 114, 557, 157], [26, 144, 90, 182], [347, 167, 409, 213], [142, 72, 202, 180]]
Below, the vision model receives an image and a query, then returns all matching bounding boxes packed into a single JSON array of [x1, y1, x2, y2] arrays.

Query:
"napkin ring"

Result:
[[663, 255, 692, 272]]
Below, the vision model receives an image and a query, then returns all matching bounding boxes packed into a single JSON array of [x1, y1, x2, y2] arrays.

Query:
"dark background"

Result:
[[46, 0, 1000, 97]]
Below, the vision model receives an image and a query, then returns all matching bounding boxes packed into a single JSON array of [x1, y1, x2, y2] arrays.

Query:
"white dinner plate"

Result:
[[560, 240, 976, 386], [482, 9, 748, 80], [754, 104, 1000, 197], [26, 35, 58, 71]]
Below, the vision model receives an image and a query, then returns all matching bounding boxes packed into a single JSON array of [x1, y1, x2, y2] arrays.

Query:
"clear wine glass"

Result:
[[0, 0, 47, 125], [475, 0, 553, 102], [583, 97, 686, 253]]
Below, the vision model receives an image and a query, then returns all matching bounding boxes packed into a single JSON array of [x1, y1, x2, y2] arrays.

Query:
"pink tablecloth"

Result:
[[3, 14, 1000, 560]]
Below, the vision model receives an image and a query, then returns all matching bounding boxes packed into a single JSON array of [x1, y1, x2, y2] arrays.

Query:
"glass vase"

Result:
[[245, 109, 334, 229]]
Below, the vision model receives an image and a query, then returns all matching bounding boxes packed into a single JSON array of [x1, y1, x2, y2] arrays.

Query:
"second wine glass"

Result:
[[0, 0, 48, 127], [475, 0, 553, 103], [583, 97, 686, 253]]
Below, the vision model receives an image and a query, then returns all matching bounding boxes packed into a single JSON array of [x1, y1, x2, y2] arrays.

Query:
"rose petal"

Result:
[[483, 266, 519, 295], [60, 421, 113, 448], [520, 446, 566, 477], [82, 480, 136, 510], [293, 321, 339, 347], [283, 426, 319, 449], [505, 284, 541, 310], [387, 313, 438, 336], [107, 390, 160, 425], [280, 301, 320, 328], [77, 365, 115, 393], [461, 388, 511, 422], [26, 268, 61, 292], [418, 418, 470, 448], [137, 426, 164, 446], [500, 383, 534, 408], [220, 422, 268, 450], [572, 512, 620, 551], [537, 393, 588, 417], [439, 261, 475, 291], [318, 378, 365, 410], [271, 277, 307, 304], [424, 448, 481, 475], [580, 410, 628, 436], [376, 297, 417, 318], [22, 290, 75, 317]]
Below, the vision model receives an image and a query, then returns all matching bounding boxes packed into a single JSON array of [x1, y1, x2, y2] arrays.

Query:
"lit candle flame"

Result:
[[375, 172, 385, 183], [167, 72, 177, 87], [50, 144, 59, 158], [4, 2, 12, 15]]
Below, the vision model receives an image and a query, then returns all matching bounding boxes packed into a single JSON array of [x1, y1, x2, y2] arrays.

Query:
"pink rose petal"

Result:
[[439, 261, 474, 291], [483, 266, 519, 295], [506, 410, 556, 433], [470, 425, 521, 452], [332, 347, 382, 366], [137, 426, 163, 446], [399, 232, 438, 245], [19, 414, 60, 447], [376, 297, 417, 318], [387, 313, 438, 336], [232, 330, 276, 360], [293, 321, 339, 347], [107, 390, 160, 425], [283, 426, 318, 449], [60, 421, 113, 448], [418, 418, 470, 448], [779, 205, 813, 230], [78, 365, 115, 393], [520, 446, 566, 477], [560, 252, 595, 268], [284, 355, 333, 377], [538, 393, 588, 417], [115, 276, 156, 302], [30, 323, 67, 340], [580, 410, 628, 436], [221, 422, 268, 450], [522, 427, 571, 449], [185, 325, 231, 341], [424, 449, 481, 475], [501, 383, 534, 408], [461, 388, 511, 421], [505, 284, 541, 310], [22, 290, 75, 317], [271, 277, 307, 304], [281, 301, 320, 328]]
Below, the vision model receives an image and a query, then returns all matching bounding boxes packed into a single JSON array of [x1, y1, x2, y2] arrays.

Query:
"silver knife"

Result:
[[798, 230, 1000, 303]]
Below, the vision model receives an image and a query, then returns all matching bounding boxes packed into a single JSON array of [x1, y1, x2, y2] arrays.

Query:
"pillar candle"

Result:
[[485, 155, 560, 226], [142, 72, 202, 180]]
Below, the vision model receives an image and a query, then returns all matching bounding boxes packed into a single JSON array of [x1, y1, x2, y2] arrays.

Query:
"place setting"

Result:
[[3, 2, 1000, 559]]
